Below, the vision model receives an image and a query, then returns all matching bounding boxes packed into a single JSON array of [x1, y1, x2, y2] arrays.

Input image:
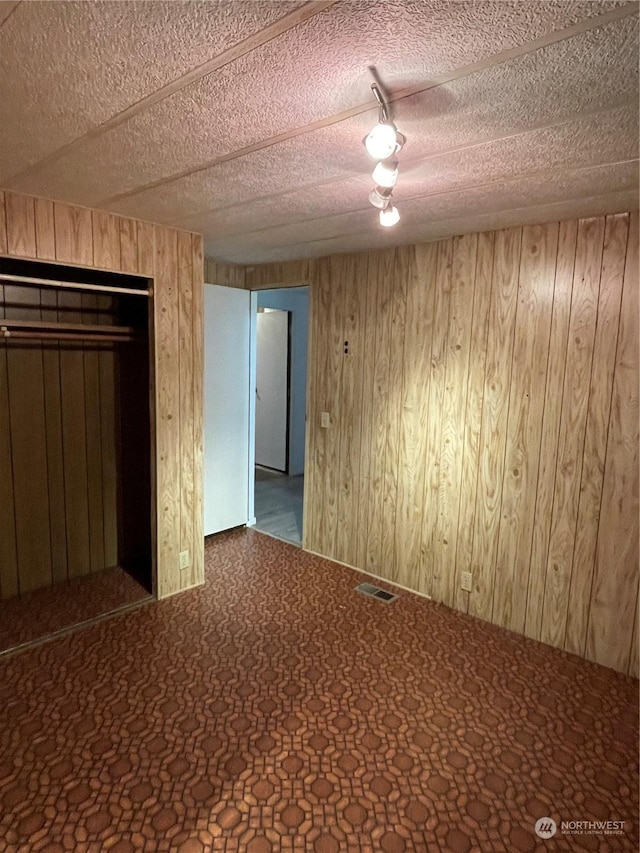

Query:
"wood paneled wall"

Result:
[[0, 283, 123, 598], [245, 259, 311, 290], [241, 212, 638, 675], [204, 258, 246, 289], [0, 190, 204, 599]]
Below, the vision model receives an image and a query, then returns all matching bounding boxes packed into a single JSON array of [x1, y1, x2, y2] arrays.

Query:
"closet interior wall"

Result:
[[0, 190, 204, 599], [0, 279, 125, 598]]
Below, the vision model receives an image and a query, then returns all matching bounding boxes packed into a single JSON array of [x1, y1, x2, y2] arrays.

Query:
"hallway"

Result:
[[254, 467, 304, 545]]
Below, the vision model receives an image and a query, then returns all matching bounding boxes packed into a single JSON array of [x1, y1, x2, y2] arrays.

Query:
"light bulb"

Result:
[[364, 122, 398, 160], [379, 204, 400, 227], [368, 186, 393, 209], [372, 158, 398, 188]]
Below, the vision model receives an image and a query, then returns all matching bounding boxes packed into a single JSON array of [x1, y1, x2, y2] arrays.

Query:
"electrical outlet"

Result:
[[460, 571, 472, 592], [321, 411, 330, 429], [179, 550, 190, 570]]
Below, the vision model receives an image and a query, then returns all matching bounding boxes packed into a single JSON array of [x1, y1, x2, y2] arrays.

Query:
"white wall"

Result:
[[255, 310, 289, 471], [257, 287, 309, 476]]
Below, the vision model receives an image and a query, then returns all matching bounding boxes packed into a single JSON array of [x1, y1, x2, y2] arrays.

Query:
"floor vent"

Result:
[[355, 582, 398, 603]]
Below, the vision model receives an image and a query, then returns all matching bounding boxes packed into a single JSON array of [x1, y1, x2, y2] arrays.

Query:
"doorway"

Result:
[[253, 287, 309, 545]]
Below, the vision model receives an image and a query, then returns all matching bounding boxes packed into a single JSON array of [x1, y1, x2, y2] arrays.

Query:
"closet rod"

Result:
[[2, 329, 139, 343], [0, 272, 150, 297]]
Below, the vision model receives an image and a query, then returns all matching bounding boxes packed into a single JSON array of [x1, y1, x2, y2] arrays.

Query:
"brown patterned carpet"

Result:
[[0, 566, 151, 655], [0, 528, 637, 852]]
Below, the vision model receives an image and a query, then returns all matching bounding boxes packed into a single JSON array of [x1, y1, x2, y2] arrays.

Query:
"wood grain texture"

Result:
[[334, 254, 365, 569], [5, 191, 36, 257], [273, 212, 637, 674], [154, 226, 181, 597], [382, 249, 407, 584], [191, 234, 204, 588], [0, 190, 7, 254], [34, 198, 56, 260], [354, 253, 377, 573], [492, 223, 558, 633], [432, 233, 477, 606], [454, 231, 493, 613], [178, 231, 194, 585], [205, 258, 246, 289], [119, 217, 138, 274], [420, 240, 453, 598], [54, 202, 93, 266], [469, 228, 521, 621], [302, 267, 323, 552], [394, 243, 438, 593], [317, 255, 344, 561], [524, 220, 577, 641], [365, 250, 395, 577], [565, 213, 628, 657], [244, 259, 310, 290], [2, 191, 205, 602], [92, 211, 121, 270], [137, 220, 155, 278], [586, 211, 638, 674], [540, 217, 605, 649], [629, 605, 639, 681]]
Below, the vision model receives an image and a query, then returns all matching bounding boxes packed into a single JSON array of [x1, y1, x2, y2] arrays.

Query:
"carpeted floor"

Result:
[[0, 528, 637, 852], [0, 566, 151, 655]]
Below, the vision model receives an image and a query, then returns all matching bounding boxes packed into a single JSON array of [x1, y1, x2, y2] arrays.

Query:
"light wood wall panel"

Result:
[[0, 190, 204, 600], [493, 223, 558, 634], [204, 258, 246, 289], [243, 212, 637, 674], [587, 212, 638, 674], [244, 258, 310, 290]]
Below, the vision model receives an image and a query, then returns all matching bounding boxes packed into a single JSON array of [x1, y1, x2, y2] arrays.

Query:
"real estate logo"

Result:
[[534, 816, 626, 839], [535, 817, 557, 839]]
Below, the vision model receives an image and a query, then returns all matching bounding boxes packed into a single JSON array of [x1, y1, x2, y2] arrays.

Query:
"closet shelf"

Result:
[[0, 272, 150, 297], [0, 318, 138, 335]]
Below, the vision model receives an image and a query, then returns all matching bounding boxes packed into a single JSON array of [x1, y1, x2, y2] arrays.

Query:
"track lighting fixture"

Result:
[[364, 123, 404, 161], [368, 186, 393, 209], [379, 203, 400, 227], [363, 81, 405, 227], [372, 158, 398, 188]]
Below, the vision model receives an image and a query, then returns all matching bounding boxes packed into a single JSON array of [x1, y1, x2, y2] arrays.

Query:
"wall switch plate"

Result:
[[321, 412, 330, 429], [460, 571, 472, 592], [179, 550, 190, 570]]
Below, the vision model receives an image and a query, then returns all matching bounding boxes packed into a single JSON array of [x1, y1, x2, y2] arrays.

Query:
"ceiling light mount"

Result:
[[363, 81, 405, 227]]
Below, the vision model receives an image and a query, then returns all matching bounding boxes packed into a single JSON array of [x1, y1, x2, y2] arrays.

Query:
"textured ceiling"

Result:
[[0, 0, 638, 264]]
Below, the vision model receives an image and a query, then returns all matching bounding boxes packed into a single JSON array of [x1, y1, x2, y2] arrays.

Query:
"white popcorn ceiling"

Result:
[[0, 0, 637, 264]]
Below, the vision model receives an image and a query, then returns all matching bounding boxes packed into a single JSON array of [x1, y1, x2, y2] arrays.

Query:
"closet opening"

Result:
[[0, 257, 155, 653]]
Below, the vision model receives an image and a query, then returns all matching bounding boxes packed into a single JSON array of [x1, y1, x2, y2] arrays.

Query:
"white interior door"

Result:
[[204, 284, 252, 535], [255, 310, 289, 471]]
